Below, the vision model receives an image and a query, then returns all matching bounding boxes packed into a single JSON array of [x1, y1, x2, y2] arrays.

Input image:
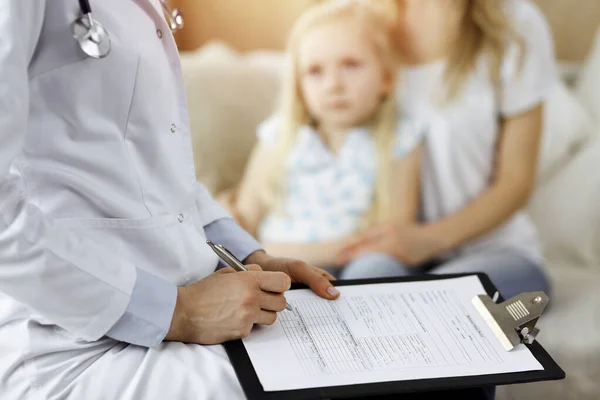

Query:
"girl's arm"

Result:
[[233, 143, 271, 237], [236, 142, 351, 268], [266, 146, 423, 268], [425, 105, 543, 251]]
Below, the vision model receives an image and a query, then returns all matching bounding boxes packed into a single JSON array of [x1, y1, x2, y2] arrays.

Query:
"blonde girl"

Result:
[[228, 0, 427, 269]]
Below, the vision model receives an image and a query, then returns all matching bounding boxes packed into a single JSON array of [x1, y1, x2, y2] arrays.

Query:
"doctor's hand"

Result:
[[245, 251, 340, 301], [164, 265, 291, 345]]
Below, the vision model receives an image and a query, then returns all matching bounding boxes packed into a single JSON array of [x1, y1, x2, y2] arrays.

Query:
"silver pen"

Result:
[[206, 240, 294, 312]]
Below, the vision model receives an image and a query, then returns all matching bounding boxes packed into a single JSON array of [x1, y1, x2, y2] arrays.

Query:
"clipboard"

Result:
[[223, 273, 565, 400]]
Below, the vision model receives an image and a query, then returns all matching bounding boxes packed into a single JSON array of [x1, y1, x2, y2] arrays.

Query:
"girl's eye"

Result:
[[307, 65, 322, 76], [342, 58, 362, 68]]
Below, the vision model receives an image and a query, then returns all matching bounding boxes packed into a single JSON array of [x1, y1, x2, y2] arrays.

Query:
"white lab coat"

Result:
[[0, 1, 245, 398]]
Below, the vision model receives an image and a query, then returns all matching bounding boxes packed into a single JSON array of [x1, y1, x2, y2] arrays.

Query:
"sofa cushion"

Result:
[[575, 27, 600, 124], [527, 132, 600, 269], [537, 78, 596, 184], [180, 43, 281, 195]]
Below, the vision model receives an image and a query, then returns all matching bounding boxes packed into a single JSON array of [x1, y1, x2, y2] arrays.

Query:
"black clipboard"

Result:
[[223, 273, 565, 400]]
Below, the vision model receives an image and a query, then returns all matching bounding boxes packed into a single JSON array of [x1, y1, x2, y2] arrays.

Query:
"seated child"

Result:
[[227, 0, 428, 272]]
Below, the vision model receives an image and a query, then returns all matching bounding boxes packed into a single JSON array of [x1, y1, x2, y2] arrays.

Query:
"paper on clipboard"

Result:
[[241, 275, 543, 392]]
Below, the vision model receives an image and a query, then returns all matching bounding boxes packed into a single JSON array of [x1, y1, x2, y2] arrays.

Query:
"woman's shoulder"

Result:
[[505, 0, 554, 44], [500, 0, 556, 71], [393, 114, 431, 157], [506, 0, 549, 28], [499, 0, 559, 116], [397, 114, 429, 137]]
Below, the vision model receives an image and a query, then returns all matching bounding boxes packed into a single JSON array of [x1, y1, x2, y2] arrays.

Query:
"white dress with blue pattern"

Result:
[[256, 117, 427, 243]]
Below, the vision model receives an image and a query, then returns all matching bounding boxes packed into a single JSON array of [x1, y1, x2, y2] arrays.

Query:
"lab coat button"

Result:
[[156, 29, 163, 39], [178, 213, 184, 223], [170, 123, 177, 133]]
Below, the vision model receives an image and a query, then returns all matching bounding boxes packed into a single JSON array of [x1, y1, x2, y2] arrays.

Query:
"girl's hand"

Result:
[[337, 223, 448, 266], [216, 186, 246, 226]]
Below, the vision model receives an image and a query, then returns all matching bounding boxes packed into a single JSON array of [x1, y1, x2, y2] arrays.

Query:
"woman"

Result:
[[337, 0, 557, 300]]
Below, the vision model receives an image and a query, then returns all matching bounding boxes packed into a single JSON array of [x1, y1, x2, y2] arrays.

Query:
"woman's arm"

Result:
[[262, 241, 348, 269], [426, 104, 543, 251], [390, 145, 422, 225], [338, 106, 543, 265]]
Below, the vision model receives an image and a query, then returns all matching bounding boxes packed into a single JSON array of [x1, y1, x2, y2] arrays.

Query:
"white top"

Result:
[[397, 0, 559, 263], [256, 118, 426, 243]]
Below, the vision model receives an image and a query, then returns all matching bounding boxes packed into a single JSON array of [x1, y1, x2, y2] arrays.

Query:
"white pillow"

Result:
[[527, 132, 600, 270], [575, 27, 600, 123], [179, 40, 239, 67], [536, 78, 595, 183], [244, 50, 286, 79], [180, 43, 282, 195]]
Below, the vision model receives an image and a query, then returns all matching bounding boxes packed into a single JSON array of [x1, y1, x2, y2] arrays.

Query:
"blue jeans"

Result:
[[337, 250, 552, 300]]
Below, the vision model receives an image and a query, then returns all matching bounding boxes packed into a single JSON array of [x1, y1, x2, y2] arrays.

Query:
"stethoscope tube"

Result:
[[73, 0, 184, 59], [78, 0, 92, 15], [72, 0, 111, 59]]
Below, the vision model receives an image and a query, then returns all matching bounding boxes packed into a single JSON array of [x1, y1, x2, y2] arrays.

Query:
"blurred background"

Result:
[[169, 0, 600, 62], [166, 1, 600, 399]]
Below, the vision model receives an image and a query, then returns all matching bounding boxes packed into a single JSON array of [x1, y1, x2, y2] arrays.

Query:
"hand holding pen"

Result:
[[164, 245, 293, 345], [207, 240, 295, 312]]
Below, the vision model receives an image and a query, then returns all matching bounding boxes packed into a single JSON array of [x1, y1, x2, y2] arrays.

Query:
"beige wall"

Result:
[[171, 0, 315, 53], [536, 0, 600, 61], [172, 0, 600, 61]]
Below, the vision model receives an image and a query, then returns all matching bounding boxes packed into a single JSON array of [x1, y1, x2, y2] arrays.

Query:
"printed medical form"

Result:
[[242, 276, 543, 391]]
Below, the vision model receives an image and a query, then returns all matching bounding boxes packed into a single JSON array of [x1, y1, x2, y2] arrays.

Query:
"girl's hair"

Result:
[[262, 0, 399, 229], [443, 0, 525, 102]]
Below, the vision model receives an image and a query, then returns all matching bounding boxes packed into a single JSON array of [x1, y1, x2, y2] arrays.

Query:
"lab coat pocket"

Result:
[[54, 211, 190, 287], [29, 51, 140, 145], [53, 204, 219, 287], [28, 6, 141, 164]]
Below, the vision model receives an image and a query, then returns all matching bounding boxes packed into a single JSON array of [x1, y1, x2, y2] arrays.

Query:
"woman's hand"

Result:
[[337, 223, 448, 266]]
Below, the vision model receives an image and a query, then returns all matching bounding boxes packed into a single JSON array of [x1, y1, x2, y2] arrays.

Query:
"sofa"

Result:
[[179, 28, 600, 399]]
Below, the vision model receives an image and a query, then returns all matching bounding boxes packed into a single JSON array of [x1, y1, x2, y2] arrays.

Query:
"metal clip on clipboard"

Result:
[[472, 291, 549, 351]]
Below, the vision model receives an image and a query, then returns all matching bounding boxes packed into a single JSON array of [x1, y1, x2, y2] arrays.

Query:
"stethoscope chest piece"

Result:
[[72, 13, 111, 59]]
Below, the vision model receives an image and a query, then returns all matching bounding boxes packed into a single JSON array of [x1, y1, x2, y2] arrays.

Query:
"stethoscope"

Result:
[[72, 0, 184, 59]]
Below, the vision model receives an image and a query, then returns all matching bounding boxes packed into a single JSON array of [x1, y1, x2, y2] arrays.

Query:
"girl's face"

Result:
[[297, 16, 392, 132]]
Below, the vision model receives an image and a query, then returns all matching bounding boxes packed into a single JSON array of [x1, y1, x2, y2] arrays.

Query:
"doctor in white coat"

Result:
[[0, 1, 341, 399]]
